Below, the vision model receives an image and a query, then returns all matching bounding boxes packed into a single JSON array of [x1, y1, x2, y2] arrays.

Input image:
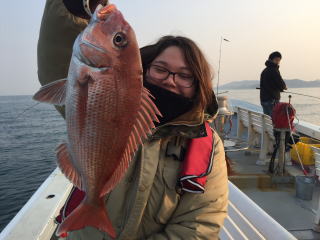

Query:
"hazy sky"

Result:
[[1, 0, 319, 95]]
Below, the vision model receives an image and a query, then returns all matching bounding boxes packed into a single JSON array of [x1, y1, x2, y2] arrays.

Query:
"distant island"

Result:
[[219, 79, 320, 90]]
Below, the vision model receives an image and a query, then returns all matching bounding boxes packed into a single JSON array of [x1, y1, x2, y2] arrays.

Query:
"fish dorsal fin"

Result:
[[99, 87, 161, 197], [33, 79, 67, 105], [56, 143, 83, 190]]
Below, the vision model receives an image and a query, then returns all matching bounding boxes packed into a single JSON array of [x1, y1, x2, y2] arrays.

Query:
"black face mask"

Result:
[[144, 81, 195, 126]]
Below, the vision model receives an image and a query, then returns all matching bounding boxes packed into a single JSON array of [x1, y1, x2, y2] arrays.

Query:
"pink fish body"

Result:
[[33, 4, 160, 238]]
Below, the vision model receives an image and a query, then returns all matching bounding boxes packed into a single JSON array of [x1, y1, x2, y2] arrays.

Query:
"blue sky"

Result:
[[1, 0, 319, 95]]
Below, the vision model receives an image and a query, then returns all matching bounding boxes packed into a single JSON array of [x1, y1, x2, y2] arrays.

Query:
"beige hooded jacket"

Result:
[[38, 1, 228, 239]]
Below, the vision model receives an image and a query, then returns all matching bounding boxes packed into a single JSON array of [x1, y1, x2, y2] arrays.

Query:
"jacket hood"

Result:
[[265, 60, 279, 69]]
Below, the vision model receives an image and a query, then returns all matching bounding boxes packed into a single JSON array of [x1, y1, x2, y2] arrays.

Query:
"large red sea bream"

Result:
[[33, 4, 160, 238]]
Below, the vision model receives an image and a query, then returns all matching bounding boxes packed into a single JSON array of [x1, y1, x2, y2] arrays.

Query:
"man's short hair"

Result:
[[269, 51, 282, 60]]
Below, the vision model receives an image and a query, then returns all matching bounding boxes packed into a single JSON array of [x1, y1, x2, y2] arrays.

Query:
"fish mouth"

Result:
[[97, 4, 117, 20]]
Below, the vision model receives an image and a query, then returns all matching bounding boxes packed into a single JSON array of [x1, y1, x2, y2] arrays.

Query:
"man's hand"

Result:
[[63, 0, 109, 19]]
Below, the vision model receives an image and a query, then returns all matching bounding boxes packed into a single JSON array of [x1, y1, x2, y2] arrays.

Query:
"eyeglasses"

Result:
[[148, 64, 195, 88]]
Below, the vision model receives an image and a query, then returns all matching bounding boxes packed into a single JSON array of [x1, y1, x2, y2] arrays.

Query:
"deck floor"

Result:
[[223, 112, 320, 239], [227, 149, 320, 240]]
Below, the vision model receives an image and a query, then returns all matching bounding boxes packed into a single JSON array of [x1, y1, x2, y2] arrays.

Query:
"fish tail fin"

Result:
[[56, 200, 116, 239]]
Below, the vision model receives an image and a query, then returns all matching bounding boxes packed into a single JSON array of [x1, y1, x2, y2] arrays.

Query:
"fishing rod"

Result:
[[15, 102, 41, 120], [216, 37, 230, 95], [256, 87, 320, 100], [217, 91, 229, 95]]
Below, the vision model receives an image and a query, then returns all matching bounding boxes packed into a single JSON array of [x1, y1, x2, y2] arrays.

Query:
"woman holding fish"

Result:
[[36, 1, 228, 239]]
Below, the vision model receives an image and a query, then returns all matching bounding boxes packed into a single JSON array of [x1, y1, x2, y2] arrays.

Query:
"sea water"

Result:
[[0, 95, 66, 231]]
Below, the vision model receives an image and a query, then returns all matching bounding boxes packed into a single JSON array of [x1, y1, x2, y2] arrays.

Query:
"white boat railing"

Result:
[[0, 169, 296, 240], [295, 120, 320, 141], [234, 106, 274, 165], [221, 182, 296, 240], [313, 147, 320, 227], [231, 99, 320, 141], [0, 169, 73, 240]]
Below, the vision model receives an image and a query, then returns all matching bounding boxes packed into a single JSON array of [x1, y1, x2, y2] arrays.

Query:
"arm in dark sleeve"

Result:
[[37, 0, 109, 117], [271, 70, 287, 91], [63, 0, 109, 19], [37, 0, 89, 117]]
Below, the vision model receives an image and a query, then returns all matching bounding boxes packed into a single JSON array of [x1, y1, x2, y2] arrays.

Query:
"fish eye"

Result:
[[113, 32, 128, 48]]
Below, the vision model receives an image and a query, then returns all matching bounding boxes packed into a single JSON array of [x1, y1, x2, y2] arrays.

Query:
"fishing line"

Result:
[[286, 106, 307, 175], [282, 91, 320, 100], [216, 37, 230, 95], [256, 87, 320, 100], [14, 102, 41, 120], [217, 91, 229, 95]]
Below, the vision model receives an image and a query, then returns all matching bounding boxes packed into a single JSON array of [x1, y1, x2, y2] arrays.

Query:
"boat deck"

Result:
[[2, 101, 319, 240], [226, 111, 320, 240]]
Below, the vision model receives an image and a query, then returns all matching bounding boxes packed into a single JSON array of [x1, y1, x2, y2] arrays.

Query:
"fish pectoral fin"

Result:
[[56, 143, 83, 190], [33, 79, 67, 105], [99, 87, 161, 197]]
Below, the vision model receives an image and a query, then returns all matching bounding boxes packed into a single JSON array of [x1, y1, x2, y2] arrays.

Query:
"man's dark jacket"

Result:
[[260, 60, 287, 102]]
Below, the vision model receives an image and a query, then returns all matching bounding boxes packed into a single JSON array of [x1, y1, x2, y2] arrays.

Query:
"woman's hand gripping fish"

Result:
[[33, 4, 160, 238]]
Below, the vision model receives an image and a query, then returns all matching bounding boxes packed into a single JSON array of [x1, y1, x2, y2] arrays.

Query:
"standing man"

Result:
[[260, 51, 287, 116]]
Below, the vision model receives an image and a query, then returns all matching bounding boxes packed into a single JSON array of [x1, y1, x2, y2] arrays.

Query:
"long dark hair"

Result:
[[140, 36, 214, 111]]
